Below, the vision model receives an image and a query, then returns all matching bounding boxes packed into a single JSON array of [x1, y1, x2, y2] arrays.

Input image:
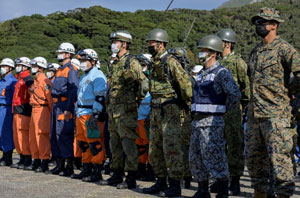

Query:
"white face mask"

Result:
[[15, 66, 22, 73], [31, 67, 38, 74], [57, 54, 65, 62], [80, 62, 88, 71], [46, 72, 54, 79], [1, 67, 7, 75], [198, 52, 212, 64], [198, 52, 208, 59], [111, 43, 120, 54]]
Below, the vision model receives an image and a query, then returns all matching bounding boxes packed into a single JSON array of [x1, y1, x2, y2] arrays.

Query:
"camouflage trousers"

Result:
[[189, 120, 229, 181], [108, 104, 139, 172], [246, 116, 295, 196], [224, 106, 245, 177], [149, 104, 184, 181], [180, 109, 192, 178]]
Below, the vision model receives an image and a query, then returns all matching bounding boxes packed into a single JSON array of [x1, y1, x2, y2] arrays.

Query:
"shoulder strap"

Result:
[[125, 55, 134, 70]]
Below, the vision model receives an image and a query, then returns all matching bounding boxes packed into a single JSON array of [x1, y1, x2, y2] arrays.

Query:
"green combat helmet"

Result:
[[216, 28, 237, 43], [110, 30, 132, 43], [198, 35, 223, 53], [146, 28, 169, 43], [168, 47, 190, 69], [251, 7, 284, 24]]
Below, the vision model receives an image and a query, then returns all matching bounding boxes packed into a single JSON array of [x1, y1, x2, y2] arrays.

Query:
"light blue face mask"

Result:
[[31, 67, 38, 74]]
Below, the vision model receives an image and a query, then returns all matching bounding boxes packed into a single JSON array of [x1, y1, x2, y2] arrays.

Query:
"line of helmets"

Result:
[[0, 28, 236, 79]]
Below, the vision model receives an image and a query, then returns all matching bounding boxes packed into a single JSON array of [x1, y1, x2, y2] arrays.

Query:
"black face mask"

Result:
[[256, 24, 270, 38], [148, 46, 157, 56]]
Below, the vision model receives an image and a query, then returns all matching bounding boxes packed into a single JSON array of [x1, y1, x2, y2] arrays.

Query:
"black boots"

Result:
[[59, 158, 74, 177], [143, 177, 167, 194], [24, 159, 41, 171], [99, 170, 123, 186], [49, 158, 65, 175], [82, 164, 103, 182], [229, 176, 241, 195], [0, 150, 13, 166], [23, 155, 32, 170], [159, 178, 181, 197], [73, 157, 82, 170], [136, 163, 146, 180], [216, 179, 229, 198], [193, 180, 211, 198], [71, 163, 93, 179], [10, 154, 25, 168], [35, 160, 49, 173], [117, 171, 137, 189]]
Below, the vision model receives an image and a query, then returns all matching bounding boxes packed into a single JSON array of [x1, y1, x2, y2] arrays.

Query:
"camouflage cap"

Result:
[[251, 7, 284, 24]]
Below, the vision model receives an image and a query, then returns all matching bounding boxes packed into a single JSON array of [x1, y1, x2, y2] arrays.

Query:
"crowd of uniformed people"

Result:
[[0, 7, 300, 198]]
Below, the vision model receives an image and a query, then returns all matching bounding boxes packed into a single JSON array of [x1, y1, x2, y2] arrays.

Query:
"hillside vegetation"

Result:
[[0, 0, 299, 73]]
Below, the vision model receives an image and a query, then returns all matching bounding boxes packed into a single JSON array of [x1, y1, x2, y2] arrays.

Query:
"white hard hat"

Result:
[[192, 65, 203, 73], [77, 49, 98, 61], [30, 57, 47, 69], [57, 42, 75, 54], [15, 57, 31, 67], [71, 58, 80, 70], [143, 54, 152, 62], [0, 58, 15, 68], [47, 63, 60, 71]]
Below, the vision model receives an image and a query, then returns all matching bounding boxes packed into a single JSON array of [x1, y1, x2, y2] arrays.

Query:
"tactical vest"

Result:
[[109, 54, 137, 105], [149, 53, 177, 99], [191, 65, 227, 115]]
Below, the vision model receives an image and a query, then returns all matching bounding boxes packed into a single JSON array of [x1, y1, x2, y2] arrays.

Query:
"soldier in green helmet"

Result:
[[142, 28, 192, 197], [209, 28, 250, 196], [246, 7, 300, 198], [99, 30, 148, 189], [189, 34, 241, 198]]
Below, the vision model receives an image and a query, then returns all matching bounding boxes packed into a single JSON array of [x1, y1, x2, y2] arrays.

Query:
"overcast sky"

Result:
[[0, 0, 228, 21]]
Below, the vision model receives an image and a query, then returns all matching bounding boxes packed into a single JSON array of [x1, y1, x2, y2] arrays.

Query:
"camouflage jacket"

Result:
[[220, 52, 250, 109], [149, 49, 192, 106], [248, 36, 300, 118], [108, 52, 147, 108], [192, 61, 241, 126]]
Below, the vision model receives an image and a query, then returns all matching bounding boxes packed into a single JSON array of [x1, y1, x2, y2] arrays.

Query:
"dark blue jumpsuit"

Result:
[[50, 61, 78, 158], [0, 73, 17, 152]]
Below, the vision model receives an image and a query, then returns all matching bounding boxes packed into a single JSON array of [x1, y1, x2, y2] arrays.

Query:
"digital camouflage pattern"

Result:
[[107, 52, 146, 172], [148, 50, 192, 180], [149, 50, 192, 105], [149, 104, 183, 180], [251, 7, 285, 24], [247, 35, 300, 196], [246, 115, 295, 196], [189, 61, 241, 181], [189, 123, 228, 181], [180, 109, 192, 178], [248, 36, 300, 119], [220, 52, 250, 108], [220, 52, 250, 177]]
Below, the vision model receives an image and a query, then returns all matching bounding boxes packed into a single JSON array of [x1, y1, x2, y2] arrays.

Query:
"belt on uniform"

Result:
[[191, 112, 224, 120], [0, 104, 11, 106], [77, 105, 93, 109], [151, 98, 178, 108], [32, 104, 48, 107], [151, 98, 178, 118], [53, 96, 68, 103]]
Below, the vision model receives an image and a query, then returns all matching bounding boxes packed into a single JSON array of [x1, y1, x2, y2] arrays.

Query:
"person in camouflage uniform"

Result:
[[142, 29, 192, 197], [246, 7, 300, 198], [190, 34, 241, 198], [169, 47, 193, 189], [99, 30, 148, 189], [210, 28, 250, 196]]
